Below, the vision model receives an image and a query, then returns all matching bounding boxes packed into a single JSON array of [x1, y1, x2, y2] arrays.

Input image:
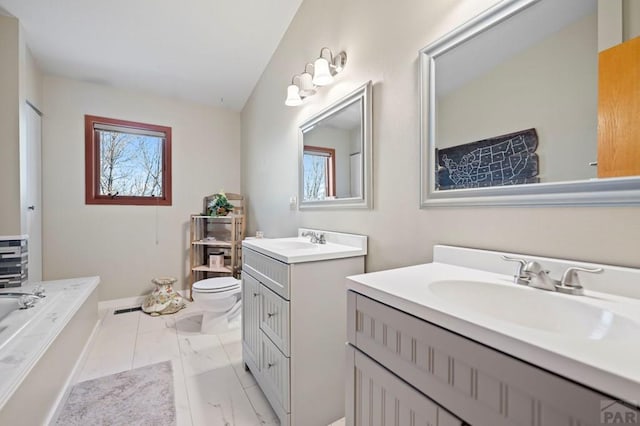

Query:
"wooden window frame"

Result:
[[303, 145, 336, 197], [85, 115, 172, 206]]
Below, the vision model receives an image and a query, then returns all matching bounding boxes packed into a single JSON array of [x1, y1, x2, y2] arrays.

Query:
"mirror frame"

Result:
[[419, 0, 640, 208], [298, 81, 373, 209]]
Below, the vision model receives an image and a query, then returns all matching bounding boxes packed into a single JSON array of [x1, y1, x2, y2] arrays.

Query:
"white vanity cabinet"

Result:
[[346, 291, 633, 426], [242, 237, 366, 426]]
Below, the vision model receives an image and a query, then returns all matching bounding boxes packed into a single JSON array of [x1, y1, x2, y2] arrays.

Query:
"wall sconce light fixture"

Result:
[[313, 47, 347, 86], [285, 47, 347, 106], [285, 75, 304, 107]]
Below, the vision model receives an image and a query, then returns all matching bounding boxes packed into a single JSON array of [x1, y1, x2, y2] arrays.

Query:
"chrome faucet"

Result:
[[502, 255, 603, 296], [501, 255, 530, 285], [301, 231, 326, 244], [555, 266, 603, 295], [522, 261, 558, 291]]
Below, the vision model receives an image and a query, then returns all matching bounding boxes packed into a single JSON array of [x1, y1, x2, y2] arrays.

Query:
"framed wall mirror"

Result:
[[420, 0, 640, 207], [299, 81, 372, 209]]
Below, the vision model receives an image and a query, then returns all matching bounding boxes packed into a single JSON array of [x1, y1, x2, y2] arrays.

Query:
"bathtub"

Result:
[[0, 277, 99, 425], [0, 297, 19, 322], [0, 292, 63, 354]]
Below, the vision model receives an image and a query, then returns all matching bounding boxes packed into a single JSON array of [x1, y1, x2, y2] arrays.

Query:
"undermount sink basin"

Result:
[[429, 280, 638, 340]]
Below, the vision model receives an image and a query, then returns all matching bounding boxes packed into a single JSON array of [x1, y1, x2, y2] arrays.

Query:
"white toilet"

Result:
[[191, 276, 241, 334]]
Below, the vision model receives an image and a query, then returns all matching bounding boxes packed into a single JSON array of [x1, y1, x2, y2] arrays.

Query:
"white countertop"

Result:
[[346, 246, 640, 404], [0, 277, 99, 410], [0, 235, 27, 241], [242, 229, 367, 264]]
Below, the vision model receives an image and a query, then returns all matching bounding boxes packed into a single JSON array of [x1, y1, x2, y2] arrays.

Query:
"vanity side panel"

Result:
[[0, 287, 98, 426], [350, 292, 612, 426], [289, 256, 364, 426]]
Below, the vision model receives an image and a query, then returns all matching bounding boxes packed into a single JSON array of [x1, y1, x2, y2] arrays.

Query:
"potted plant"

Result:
[[207, 192, 234, 216]]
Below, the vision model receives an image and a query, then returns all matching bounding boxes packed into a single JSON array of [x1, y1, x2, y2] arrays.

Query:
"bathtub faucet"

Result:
[[0, 285, 46, 309], [18, 295, 39, 309]]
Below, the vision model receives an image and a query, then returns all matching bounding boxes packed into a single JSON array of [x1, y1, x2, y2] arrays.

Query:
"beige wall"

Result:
[[437, 13, 597, 183], [0, 16, 21, 235], [623, 0, 640, 40], [42, 76, 241, 300], [599, 0, 640, 50], [240, 0, 640, 272], [0, 16, 42, 236]]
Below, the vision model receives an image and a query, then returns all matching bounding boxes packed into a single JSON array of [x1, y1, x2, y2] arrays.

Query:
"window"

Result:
[[303, 146, 335, 200], [85, 115, 172, 205]]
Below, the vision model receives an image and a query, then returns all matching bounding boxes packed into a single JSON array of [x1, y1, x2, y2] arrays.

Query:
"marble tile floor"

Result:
[[73, 302, 279, 426]]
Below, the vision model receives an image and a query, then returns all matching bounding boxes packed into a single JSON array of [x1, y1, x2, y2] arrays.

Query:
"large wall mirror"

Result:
[[420, 0, 640, 207], [299, 81, 372, 209]]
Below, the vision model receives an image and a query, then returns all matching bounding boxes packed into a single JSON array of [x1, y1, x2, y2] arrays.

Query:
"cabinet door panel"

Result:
[[260, 284, 290, 356], [261, 332, 290, 413], [347, 344, 463, 426], [242, 273, 261, 369]]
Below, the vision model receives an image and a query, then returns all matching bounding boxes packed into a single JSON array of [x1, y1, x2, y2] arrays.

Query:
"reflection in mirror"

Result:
[[420, 0, 640, 207], [299, 81, 372, 209]]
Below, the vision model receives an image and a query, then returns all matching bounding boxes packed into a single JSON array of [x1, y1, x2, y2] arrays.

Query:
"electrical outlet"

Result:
[[289, 196, 297, 209]]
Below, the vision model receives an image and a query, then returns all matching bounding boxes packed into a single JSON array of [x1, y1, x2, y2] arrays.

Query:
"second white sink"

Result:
[[429, 280, 639, 340], [242, 230, 367, 264]]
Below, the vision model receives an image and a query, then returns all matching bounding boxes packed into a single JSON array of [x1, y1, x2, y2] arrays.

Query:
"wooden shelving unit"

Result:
[[188, 193, 245, 300]]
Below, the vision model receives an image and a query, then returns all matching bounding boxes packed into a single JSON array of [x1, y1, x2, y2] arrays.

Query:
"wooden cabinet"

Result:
[[242, 245, 365, 426], [598, 36, 640, 177], [346, 291, 640, 426], [188, 213, 244, 300]]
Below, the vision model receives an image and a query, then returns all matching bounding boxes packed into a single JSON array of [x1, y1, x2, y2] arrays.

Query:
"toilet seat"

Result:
[[193, 277, 240, 294]]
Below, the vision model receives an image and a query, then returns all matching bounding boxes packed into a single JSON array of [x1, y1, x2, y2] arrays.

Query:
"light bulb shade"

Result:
[[312, 57, 333, 86], [285, 84, 303, 106], [298, 72, 316, 97]]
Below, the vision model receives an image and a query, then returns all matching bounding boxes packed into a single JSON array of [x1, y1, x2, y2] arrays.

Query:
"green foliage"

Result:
[[207, 192, 234, 216]]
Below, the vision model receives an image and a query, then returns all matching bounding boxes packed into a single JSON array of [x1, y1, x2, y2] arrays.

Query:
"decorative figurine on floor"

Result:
[[142, 277, 186, 316]]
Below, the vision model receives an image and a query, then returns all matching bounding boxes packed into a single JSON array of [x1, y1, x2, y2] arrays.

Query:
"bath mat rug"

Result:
[[56, 361, 176, 426]]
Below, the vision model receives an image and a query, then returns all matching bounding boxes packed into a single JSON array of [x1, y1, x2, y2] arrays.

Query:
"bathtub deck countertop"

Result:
[[346, 245, 640, 405], [0, 277, 99, 410]]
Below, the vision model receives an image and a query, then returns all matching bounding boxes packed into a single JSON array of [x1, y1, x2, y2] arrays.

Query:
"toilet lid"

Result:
[[193, 277, 240, 292]]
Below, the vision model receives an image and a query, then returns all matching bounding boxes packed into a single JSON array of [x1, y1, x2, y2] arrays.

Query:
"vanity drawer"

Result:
[[348, 291, 617, 426], [260, 331, 290, 413], [243, 248, 290, 299], [347, 344, 463, 426], [260, 284, 290, 356]]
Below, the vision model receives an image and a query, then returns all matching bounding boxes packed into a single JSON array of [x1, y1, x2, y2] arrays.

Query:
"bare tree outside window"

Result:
[[85, 115, 172, 206], [303, 146, 336, 201], [304, 153, 328, 200], [98, 131, 164, 197]]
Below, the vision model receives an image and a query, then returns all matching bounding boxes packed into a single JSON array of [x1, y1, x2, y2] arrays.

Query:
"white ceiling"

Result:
[[0, 0, 303, 111]]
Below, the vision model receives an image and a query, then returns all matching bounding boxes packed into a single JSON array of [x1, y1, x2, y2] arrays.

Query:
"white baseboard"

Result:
[[97, 290, 190, 311], [98, 295, 146, 311]]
